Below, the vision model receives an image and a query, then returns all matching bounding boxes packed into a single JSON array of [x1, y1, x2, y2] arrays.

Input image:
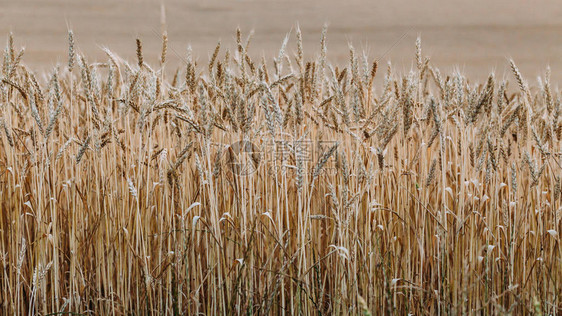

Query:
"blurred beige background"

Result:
[[1, 0, 562, 83]]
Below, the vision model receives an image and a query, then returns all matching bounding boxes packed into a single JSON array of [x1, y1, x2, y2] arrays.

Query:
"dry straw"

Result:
[[0, 29, 561, 316]]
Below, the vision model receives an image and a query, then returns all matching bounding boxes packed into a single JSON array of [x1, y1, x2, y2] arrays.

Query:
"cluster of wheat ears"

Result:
[[0, 26, 561, 315]]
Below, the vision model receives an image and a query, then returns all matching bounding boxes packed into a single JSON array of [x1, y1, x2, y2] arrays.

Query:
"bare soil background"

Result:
[[1, 0, 562, 83]]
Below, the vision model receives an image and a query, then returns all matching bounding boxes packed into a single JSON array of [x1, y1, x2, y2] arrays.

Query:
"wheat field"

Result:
[[0, 27, 561, 315]]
